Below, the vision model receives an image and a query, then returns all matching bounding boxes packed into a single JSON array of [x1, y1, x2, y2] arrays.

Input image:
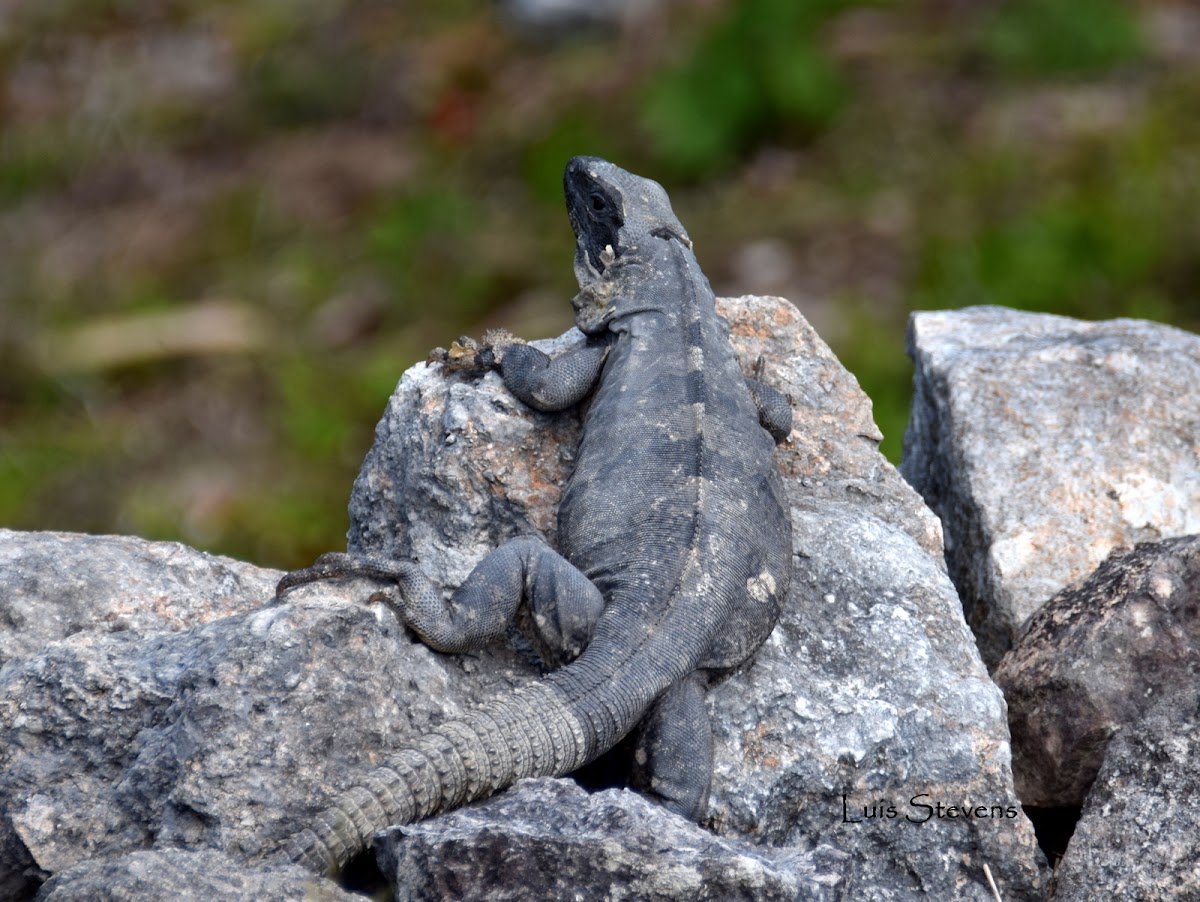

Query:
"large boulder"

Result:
[[901, 306, 1200, 666], [993, 535, 1200, 808], [34, 849, 358, 902], [0, 530, 278, 670], [0, 296, 1045, 900], [1050, 684, 1200, 901], [375, 778, 836, 902], [0, 586, 481, 899], [346, 294, 1045, 900], [0, 542, 532, 898]]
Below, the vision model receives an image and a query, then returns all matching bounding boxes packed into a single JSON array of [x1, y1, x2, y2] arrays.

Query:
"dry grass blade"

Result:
[[983, 862, 1004, 901], [36, 300, 268, 372]]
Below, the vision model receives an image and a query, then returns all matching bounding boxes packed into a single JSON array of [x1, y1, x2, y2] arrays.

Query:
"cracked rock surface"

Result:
[[994, 535, 1200, 809], [1050, 683, 1200, 901]]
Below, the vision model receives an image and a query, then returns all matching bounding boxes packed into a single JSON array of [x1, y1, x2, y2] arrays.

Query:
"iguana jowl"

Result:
[[275, 157, 794, 874]]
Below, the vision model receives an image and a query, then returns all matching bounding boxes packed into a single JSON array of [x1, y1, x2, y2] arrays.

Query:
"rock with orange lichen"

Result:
[[345, 294, 1045, 901]]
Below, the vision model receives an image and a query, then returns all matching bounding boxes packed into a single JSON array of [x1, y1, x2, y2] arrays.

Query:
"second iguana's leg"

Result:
[[276, 537, 604, 657], [629, 670, 713, 821]]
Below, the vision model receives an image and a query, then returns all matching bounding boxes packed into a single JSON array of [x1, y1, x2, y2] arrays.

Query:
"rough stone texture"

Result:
[[993, 535, 1200, 808], [0, 561, 531, 899], [1050, 684, 1200, 901], [34, 849, 357, 902], [0, 297, 1044, 900], [377, 778, 836, 902], [348, 328, 584, 586], [901, 306, 1200, 666], [0, 529, 279, 670], [350, 296, 1045, 900]]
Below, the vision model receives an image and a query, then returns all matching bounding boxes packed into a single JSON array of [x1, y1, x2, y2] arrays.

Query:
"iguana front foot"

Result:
[[427, 328, 525, 376]]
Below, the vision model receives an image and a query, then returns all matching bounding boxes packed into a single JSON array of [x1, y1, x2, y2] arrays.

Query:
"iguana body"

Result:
[[275, 157, 793, 874]]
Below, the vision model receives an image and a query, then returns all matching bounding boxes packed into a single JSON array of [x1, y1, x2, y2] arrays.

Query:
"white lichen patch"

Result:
[[746, 570, 777, 604]]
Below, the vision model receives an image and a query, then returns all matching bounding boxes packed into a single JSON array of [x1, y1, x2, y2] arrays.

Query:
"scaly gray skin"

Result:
[[273, 157, 794, 875]]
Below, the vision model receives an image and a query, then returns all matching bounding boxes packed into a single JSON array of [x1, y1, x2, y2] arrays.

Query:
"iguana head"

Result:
[[564, 156, 691, 333]]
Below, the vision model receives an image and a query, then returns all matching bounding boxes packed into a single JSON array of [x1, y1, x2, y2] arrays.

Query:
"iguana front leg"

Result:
[[432, 329, 610, 413], [746, 356, 793, 444]]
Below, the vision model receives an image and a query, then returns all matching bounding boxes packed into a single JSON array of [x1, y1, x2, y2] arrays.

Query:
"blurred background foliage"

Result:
[[0, 0, 1197, 568]]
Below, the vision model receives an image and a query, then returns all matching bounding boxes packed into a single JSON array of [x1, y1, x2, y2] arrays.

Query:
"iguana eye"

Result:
[[589, 193, 607, 213]]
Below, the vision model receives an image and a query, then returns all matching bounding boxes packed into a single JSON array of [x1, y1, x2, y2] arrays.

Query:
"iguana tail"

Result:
[[280, 677, 599, 875]]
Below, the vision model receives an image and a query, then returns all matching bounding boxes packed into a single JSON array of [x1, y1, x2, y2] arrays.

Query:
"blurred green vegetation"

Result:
[[1, 0, 1197, 568], [982, 0, 1143, 76], [641, 0, 852, 176]]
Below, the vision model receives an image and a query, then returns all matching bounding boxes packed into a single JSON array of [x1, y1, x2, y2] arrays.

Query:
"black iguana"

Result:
[[274, 156, 794, 874]]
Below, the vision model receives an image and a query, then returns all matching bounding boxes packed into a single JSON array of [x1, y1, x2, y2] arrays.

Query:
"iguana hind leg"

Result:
[[629, 671, 713, 821], [276, 537, 603, 658]]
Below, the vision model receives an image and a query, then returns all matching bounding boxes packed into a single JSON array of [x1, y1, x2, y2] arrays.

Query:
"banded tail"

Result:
[[280, 662, 652, 874]]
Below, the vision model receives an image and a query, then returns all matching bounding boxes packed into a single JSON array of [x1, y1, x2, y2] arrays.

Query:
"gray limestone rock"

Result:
[[0, 297, 1045, 900], [993, 535, 1200, 808], [34, 849, 357, 902], [1050, 684, 1200, 901], [350, 295, 1045, 900], [376, 778, 838, 902], [0, 529, 279, 670], [0, 564, 531, 899], [902, 306, 1200, 666]]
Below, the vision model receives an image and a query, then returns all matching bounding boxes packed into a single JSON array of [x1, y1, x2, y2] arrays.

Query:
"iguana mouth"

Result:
[[564, 156, 624, 273]]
